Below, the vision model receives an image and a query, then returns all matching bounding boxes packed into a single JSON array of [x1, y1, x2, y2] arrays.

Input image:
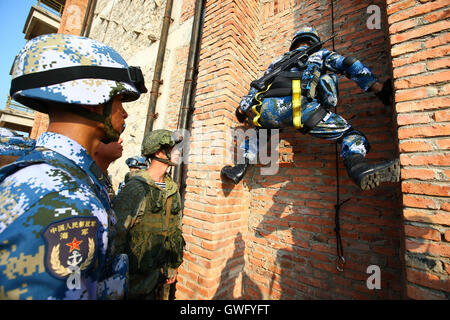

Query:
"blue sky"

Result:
[[0, 0, 36, 110]]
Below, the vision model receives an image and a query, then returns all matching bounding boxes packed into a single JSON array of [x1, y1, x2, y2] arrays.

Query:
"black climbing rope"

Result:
[[331, 0, 350, 272]]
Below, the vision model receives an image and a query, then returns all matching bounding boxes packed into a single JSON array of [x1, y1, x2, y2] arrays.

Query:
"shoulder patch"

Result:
[[42, 217, 99, 286]]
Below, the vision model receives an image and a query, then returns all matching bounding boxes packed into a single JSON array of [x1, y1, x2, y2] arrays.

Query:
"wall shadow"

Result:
[[212, 232, 263, 299]]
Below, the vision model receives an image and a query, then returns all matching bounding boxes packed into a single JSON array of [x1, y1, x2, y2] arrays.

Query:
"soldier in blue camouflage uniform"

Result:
[[222, 27, 399, 190], [0, 33, 147, 299], [117, 156, 148, 194], [93, 139, 125, 201]]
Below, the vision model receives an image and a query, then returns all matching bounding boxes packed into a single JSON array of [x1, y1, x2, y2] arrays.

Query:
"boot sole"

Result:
[[360, 159, 400, 191]]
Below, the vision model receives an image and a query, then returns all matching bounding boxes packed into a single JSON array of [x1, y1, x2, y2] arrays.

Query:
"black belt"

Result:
[[298, 106, 328, 134]]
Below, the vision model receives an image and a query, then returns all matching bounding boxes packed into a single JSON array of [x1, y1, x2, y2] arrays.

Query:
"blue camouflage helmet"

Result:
[[290, 27, 321, 51], [9, 33, 147, 114], [125, 156, 147, 169]]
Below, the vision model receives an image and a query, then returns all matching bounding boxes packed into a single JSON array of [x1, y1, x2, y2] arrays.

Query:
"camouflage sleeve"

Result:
[[0, 136, 36, 157], [0, 190, 107, 300], [239, 87, 258, 112], [323, 50, 378, 92], [112, 178, 148, 254], [96, 253, 129, 300]]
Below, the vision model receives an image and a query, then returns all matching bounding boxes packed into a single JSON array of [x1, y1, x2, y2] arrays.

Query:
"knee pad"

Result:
[[341, 128, 371, 154], [343, 56, 358, 69]]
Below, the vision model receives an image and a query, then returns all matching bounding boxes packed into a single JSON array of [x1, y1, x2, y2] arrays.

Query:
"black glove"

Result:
[[376, 79, 393, 106], [235, 107, 247, 123]]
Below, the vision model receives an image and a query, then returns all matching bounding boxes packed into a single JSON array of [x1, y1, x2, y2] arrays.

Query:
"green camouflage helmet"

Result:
[[141, 129, 182, 157]]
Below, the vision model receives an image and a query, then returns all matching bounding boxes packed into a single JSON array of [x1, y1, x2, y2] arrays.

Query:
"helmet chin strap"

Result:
[[101, 115, 122, 144], [100, 99, 123, 144], [151, 146, 177, 166], [151, 157, 177, 166], [66, 99, 123, 144]]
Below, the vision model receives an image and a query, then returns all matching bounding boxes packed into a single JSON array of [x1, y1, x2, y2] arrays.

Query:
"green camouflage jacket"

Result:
[[113, 170, 185, 295]]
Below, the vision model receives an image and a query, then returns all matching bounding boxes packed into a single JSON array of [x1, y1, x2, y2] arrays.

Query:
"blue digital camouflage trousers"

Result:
[[241, 107, 370, 162]]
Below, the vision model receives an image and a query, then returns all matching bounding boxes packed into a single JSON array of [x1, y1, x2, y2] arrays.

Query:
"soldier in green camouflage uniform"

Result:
[[113, 129, 185, 300]]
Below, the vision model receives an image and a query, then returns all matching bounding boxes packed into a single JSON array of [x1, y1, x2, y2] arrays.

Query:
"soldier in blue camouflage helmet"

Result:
[[0, 33, 147, 299], [117, 156, 148, 193], [125, 156, 148, 171], [222, 27, 399, 191], [113, 129, 185, 300]]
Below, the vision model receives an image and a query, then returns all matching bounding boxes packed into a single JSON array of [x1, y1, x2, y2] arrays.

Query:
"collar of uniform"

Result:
[[132, 169, 178, 196], [36, 132, 95, 173]]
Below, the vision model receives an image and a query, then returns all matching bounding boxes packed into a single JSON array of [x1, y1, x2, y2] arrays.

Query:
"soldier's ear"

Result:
[[153, 150, 165, 158]]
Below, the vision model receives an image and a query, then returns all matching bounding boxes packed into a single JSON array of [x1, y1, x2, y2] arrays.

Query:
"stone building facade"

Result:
[[44, 0, 449, 299], [87, 0, 196, 188]]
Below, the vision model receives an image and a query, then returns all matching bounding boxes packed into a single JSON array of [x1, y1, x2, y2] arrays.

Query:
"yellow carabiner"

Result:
[[251, 84, 272, 127]]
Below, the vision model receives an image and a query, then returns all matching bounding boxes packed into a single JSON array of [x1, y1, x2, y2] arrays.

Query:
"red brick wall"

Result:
[[247, 0, 403, 300], [387, 0, 450, 300], [176, 0, 408, 300], [29, 112, 49, 140], [59, 0, 91, 35], [176, 0, 260, 299]]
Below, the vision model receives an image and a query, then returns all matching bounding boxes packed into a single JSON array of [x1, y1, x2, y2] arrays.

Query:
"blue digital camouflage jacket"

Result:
[[239, 46, 378, 129], [0, 132, 127, 300]]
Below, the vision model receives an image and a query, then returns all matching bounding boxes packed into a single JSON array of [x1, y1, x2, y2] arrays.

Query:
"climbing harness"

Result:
[[251, 70, 326, 132], [292, 79, 302, 129], [251, 79, 305, 130]]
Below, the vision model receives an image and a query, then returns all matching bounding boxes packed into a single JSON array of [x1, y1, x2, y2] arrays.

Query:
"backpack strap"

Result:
[[161, 196, 173, 237], [123, 176, 150, 230]]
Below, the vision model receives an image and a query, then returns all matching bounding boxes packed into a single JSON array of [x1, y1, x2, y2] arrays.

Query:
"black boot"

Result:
[[344, 154, 400, 190], [221, 159, 250, 184]]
